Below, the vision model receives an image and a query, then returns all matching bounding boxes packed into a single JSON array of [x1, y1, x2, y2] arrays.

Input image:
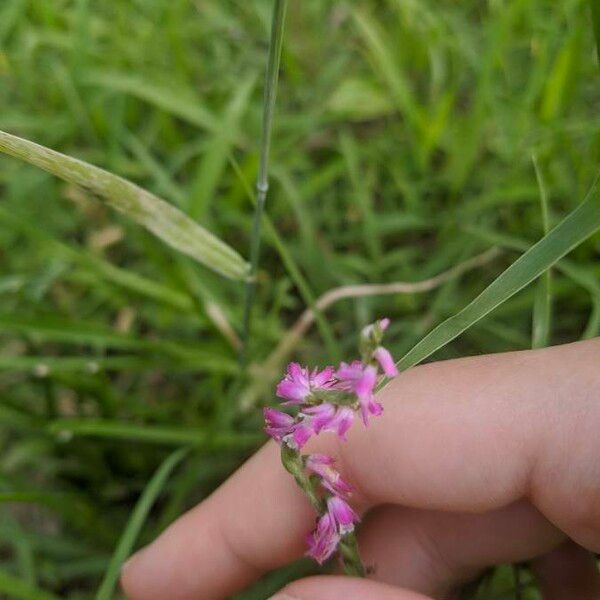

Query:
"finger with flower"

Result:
[[263, 318, 398, 575]]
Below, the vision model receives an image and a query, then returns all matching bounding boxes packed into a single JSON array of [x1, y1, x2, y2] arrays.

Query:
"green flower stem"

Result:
[[338, 532, 366, 577], [280, 444, 366, 577], [281, 444, 322, 511], [241, 0, 288, 365]]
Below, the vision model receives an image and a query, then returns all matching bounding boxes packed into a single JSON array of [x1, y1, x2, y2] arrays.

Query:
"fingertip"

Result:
[[272, 575, 432, 600], [120, 545, 151, 600]]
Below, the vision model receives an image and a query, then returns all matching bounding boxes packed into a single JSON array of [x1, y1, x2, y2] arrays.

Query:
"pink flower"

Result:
[[302, 404, 355, 440], [263, 408, 295, 443], [276, 363, 335, 404], [327, 495, 359, 535], [306, 454, 353, 497], [379, 318, 390, 331], [335, 361, 382, 425], [306, 513, 339, 564], [374, 346, 398, 377], [283, 419, 313, 450]]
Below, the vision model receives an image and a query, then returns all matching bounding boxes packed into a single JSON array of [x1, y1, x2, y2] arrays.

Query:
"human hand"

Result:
[[121, 339, 600, 599]]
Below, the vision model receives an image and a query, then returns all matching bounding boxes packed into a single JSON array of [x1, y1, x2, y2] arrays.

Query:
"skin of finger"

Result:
[[271, 575, 432, 600], [358, 501, 563, 598], [121, 339, 600, 600], [121, 442, 312, 600], [532, 541, 600, 600]]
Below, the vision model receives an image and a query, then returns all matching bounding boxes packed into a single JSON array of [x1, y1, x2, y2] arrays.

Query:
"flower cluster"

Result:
[[263, 318, 398, 570]]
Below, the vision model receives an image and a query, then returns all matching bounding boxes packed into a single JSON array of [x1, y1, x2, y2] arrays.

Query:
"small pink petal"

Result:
[[325, 406, 354, 440], [311, 366, 335, 388], [302, 403, 336, 433], [327, 496, 359, 535], [285, 421, 313, 450], [374, 346, 398, 377], [306, 513, 339, 564], [355, 365, 377, 400], [263, 408, 295, 442], [306, 454, 354, 498]]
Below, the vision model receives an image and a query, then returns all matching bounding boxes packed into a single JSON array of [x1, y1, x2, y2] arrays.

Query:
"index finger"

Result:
[[121, 338, 600, 600]]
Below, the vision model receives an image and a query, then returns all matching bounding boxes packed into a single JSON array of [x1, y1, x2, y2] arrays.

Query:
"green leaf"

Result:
[[398, 174, 600, 370], [83, 70, 218, 132], [47, 418, 262, 448], [95, 448, 189, 600], [0, 130, 250, 280], [531, 154, 552, 349], [189, 74, 256, 220], [590, 0, 600, 68], [327, 78, 395, 121]]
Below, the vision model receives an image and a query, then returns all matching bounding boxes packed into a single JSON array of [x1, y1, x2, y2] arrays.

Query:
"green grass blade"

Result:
[[189, 75, 256, 220], [531, 155, 552, 349], [47, 419, 262, 448], [0, 569, 61, 600], [0, 354, 236, 376], [0, 130, 249, 280], [590, 0, 600, 67], [83, 70, 218, 132], [228, 155, 340, 361], [241, 0, 288, 363], [399, 174, 600, 370], [95, 447, 189, 600]]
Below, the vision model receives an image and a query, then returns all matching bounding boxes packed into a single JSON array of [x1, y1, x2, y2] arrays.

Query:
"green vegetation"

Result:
[[0, 0, 599, 598]]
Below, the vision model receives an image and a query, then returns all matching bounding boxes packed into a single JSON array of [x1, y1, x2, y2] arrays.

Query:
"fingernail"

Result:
[[268, 594, 298, 600]]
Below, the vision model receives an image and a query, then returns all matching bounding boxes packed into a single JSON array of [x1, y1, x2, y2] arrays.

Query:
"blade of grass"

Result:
[[0, 314, 236, 366], [531, 154, 552, 348], [592, 0, 600, 67], [0, 130, 249, 280], [0, 569, 61, 600], [189, 74, 256, 220], [94, 447, 189, 600], [463, 225, 600, 339], [0, 205, 196, 310], [398, 173, 600, 370], [241, 0, 288, 363], [229, 154, 340, 361], [0, 354, 237, 375], [47, 418, 262, 448], [340, 132, 382, 267], [82, 70, 218, 132]]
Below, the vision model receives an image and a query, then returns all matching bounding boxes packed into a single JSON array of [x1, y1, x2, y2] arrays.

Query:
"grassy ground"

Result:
[[0, 0, 599, 598]]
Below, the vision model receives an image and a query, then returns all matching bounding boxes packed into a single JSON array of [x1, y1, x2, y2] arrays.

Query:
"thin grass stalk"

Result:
[[241, 0, 288, 365]]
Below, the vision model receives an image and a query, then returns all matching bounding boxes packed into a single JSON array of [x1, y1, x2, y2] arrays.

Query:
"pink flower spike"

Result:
[[374, 346, 398, 377], [276, 363, 335, 404], [306, 454, 353, 497], [379, 318, 390, 331], [327, 496, 359, 535], [306, 513, 339, 564], [263, 408, 295, 443]]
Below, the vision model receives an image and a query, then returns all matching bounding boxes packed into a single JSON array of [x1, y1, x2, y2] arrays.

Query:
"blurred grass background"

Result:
[[0, 0, 599, 598]]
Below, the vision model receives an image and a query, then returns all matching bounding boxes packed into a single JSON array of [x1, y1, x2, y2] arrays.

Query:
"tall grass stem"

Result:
[[241, 0, 288, 365]]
